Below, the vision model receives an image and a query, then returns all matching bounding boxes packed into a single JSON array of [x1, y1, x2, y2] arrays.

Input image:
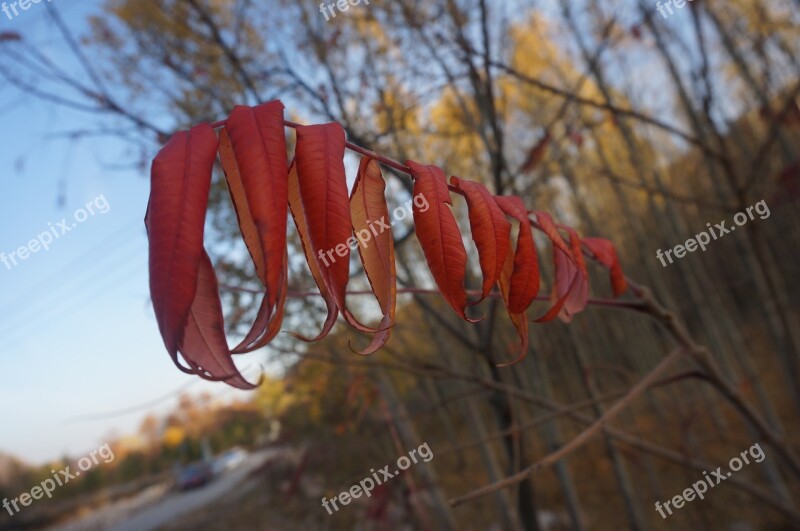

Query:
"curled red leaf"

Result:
[[295, 123, 381, 333], [450, 177, 511, 305], [146, 123, 253, 388], [287, 161, 339, 342], [494, 196, 540, 314], [218, 101, 289, 353], [146, 124, 216, 362], [497, 245, 529, 366], [407, 161, 476, 322], [350, 158, 397, 354], [583, 237, 627, 297], [531, 211, 578, 323], [557, 226, 589, 322]]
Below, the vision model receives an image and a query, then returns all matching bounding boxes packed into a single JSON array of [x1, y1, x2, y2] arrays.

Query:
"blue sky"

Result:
[[0, 1, 256, 464]]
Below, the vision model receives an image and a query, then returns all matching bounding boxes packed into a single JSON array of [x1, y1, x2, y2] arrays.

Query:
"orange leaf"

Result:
[[407, 161, 475, 322], [450, 177, 511, 305], [350, 157, 397, 354], [494, 196, 540, 314]]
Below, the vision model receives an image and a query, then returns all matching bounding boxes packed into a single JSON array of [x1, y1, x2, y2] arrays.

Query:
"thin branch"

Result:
[[449, 348, 687, 506], [438, 370, 705, 457], [185, 0, 261, 101], [219, 285, 646, 312], [487, 60, 728, 162]]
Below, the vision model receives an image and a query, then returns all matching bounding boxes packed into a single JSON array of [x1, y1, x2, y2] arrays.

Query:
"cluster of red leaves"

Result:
[[146, 100, 627, 388]]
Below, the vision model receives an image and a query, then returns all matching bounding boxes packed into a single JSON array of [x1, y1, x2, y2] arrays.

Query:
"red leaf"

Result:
[[494, 196, 540, 314], [519, 132, 551, 174], [181, 255, 258, 389], [557, 226, 590, 322], [219, 102, 287, 290], [146, 123, 254, 388], [531, 211, 578, 323], [450, 176, 511, 305], [583, 237, 627, 296], [287, 161, 338, 341], [760, 103, 800, 127], [146, 124, 217, 364], [218, 101, 289, 352], [350, 157, 397, 354], [497, 245, 529, 366], [407, 161, 476, 322], [295, 123, 380, 333]]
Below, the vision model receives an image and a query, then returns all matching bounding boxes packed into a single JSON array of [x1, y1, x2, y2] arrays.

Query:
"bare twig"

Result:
[[449, 348, 687, 506]]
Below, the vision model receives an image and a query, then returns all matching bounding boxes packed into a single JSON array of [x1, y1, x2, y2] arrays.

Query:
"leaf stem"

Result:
[[210, 118, 414, 174]]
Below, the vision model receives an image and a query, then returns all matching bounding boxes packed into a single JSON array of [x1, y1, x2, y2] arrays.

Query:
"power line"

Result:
[[64, 367, 260, 424], [0, 222, 141, 316], [0, 224, 143, 334], [0, 252, 144, 349], [63, 378, 202, 424]]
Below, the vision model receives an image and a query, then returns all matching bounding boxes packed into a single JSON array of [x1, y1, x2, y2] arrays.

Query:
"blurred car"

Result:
[[211, 447, 248, 475], [175, 462, 213, 490]]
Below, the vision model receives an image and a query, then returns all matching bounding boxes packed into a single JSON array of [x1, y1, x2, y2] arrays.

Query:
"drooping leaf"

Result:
[[287, 161, 339, 342], [450, 176, 511, 305], [219, 102, 289, 353], [407, 161, 476, 322], [583, 237, 627, 297], [295, 123, 380, 333], [350, 157, 396, 354], [556, 226, 590, 322], [531, 210, 578, 323], [146, 123, 253, 387], [496, 244, 529, 367], [146, 123, 217, 368], [181, 254, 258, 389], [494, 196, 540, 314], [219, 131, 262, 278]]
